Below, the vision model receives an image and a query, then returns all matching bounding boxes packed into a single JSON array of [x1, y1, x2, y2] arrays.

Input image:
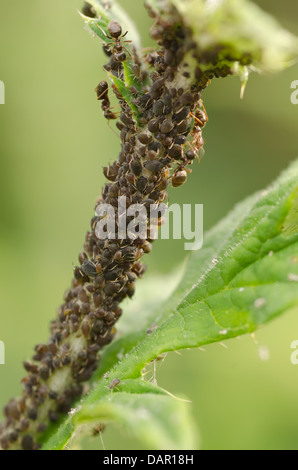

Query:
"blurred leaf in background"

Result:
[[0, 0, 298, 450]]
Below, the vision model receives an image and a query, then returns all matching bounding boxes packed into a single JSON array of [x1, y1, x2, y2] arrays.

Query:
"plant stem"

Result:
[[0, 0, 233, 450]]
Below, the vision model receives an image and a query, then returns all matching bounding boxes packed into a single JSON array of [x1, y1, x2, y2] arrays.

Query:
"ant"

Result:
[[95, 80, 119, 121], [185, 123, 204, 163], [99, 20, 132, 63], [185, 100, 208, 161], [190, 99, 208, 128]]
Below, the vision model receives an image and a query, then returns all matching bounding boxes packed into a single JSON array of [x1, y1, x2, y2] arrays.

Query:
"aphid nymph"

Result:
[[108, 378, 120, 390]]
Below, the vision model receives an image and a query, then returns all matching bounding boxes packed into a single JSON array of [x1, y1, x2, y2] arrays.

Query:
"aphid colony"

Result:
[[95, 19, 208, 190], [0, 4, 210, 451]]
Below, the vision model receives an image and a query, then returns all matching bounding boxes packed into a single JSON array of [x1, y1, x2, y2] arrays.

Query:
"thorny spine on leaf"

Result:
[[0, 0, 233, 450]]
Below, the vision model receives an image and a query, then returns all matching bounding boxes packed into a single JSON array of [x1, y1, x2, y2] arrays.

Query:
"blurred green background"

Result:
[[0, 0, 298, 450]]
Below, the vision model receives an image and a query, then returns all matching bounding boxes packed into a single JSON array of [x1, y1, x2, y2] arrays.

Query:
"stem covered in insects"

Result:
[[0, 0, 234, 450]]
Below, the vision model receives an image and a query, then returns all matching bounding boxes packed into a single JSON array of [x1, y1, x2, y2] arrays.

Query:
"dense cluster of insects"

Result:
[[0, 0, 233, 451]]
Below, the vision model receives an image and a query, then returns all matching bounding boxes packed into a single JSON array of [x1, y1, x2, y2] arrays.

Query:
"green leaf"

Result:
[[41, 160, 298, 450], [43, 380, 197, 450], [107, 73, 142, 124], [80, 1, 145, 116], [83, 0, 141, 48], [177, 0, 298, 70], [147, 0, 298, 92], [283, 187, 298, 237]]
